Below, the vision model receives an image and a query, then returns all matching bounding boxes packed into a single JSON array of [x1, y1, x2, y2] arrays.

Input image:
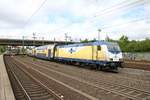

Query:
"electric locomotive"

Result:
[[54, 41, 123, 70]]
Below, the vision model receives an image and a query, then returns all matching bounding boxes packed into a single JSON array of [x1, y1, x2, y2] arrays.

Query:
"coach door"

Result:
[[48, 49, 51, 58]]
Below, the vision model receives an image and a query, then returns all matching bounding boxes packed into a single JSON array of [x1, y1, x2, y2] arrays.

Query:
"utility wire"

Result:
[[85, 17, 148, 34], [102, 18, 146, 29], [88, 0, 148, 23], [47, 1, 131, 33], [94, 0, 147, 18], [48, 0, 148, 34], [22, 0, 148, 39], [22, 0, 48, 30]]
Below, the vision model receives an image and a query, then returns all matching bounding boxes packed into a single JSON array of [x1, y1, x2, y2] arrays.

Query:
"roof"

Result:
[[35, 44, 55, 50], [58, 41, 118, 48]]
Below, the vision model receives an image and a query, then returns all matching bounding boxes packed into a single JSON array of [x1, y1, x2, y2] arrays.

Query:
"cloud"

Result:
[[0, 0, 149, 41]]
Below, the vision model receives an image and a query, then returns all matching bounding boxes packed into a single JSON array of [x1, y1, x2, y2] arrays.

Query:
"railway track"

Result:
[[4, 56, 63, 100], [19, 56, 150, 91], [25, 56, 150, 81], [34, 57, 150, 82], [35, 57, 150, 82], [13, 56, 150, 100], [4, 56, 96, 100], [123, 60, 150, 71], [124, 60, 150, 65]]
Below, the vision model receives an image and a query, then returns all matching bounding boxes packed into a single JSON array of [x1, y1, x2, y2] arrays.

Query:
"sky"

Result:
[[0, 0, 150, 41]]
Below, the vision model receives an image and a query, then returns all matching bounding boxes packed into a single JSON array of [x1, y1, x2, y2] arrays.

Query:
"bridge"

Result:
[[0, 38, 75, 46]]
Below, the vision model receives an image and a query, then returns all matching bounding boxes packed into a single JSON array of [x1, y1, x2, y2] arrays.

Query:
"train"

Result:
[[29, 41, 123, 71]]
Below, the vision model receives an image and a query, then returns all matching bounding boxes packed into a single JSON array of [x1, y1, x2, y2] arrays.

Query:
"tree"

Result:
[[80, 38, 89, 43], [118, 35, 129, 52], [90, 38, 97, 42], [0, 46, 6, 53], [79, 35, 150, 52], [118, 35, 150, 52]]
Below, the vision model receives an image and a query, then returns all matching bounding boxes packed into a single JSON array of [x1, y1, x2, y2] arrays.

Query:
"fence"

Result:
[[123, 52, 150, 61]]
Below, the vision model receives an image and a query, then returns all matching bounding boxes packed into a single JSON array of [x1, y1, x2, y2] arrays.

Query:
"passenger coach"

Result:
[[34, 45, 55, 60]]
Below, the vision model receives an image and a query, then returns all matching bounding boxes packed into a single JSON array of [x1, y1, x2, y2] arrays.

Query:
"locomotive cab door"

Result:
[[33, 49, 36, 56], [96, 45, 107, 61], [96, 45, 101, 60], [97, 45, 107, 61], [48, 49, 51, 58]]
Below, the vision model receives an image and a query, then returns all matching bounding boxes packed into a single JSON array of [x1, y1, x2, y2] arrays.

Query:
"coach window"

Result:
[[97, 45, 101, 51], [70, 48, 73, 54]]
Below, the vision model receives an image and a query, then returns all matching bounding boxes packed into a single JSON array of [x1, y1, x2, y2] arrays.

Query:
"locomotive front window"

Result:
[[107, 44, 121, 53]]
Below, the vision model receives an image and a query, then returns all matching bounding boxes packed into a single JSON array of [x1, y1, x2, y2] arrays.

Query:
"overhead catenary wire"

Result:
[[93, 0, 147, 18], [87, 0, 148, 24], [78, 17, 148, 40], [21, 0, 148, 33], [48, 0, 148, 34], [20, 0, 149, 41], [47, 0, 132, 33], [87, 17, 147, 33], [101, 18, 147, 29], [19, 0, 48, 40], [22, 0, 48, 31]]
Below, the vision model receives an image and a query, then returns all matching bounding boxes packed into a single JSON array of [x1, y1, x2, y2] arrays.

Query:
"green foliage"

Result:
[[32, 58, 36, 61], [90, 38, 97, 42], [80, 38, 97, 43], [118, 36, 150, 52], [80, 38, 89, 43], [0, 46, 6, 54], [80, 35, 150, 52]]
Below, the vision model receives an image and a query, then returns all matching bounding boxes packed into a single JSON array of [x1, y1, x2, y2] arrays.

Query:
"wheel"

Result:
[[96, 65, 103, 70]]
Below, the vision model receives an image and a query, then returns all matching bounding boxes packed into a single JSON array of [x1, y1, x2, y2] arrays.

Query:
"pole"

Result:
[[42, 37, 44, 45], [98, 29, 101, 41], [65, 33, 68, 44], [69, 36, 72, 42], [22, 36, 24, 54], [54, 37, 55, 44], [33, 33, 36, 47]]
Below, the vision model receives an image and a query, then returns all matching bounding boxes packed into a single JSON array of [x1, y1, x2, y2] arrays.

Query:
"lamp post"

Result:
[[33, 32, 36, 47], [68, 36, 72, 42], [98, 29, 101, 41], [22, 36, 25, 54], [54, 37, 56, 44], [42, 37, 44, 45], [65, 33, 68, 44]]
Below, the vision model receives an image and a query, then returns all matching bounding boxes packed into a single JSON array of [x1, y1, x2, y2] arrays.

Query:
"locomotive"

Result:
[[30, 41, 123, 71]]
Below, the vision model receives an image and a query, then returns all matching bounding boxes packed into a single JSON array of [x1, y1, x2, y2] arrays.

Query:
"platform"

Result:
[[0, 55, 15, 100]]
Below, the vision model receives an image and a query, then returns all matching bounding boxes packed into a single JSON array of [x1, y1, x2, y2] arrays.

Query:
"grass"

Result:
[[32, 58, 36, 61]]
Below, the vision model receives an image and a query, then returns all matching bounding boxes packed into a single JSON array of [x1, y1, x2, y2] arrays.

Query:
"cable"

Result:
[[49, 0, 148, 34], [85, 17, 148, 34], [80, 1, 149, 34], [85, 0, 148, 25], [94, 0, 146, 17], [48, 0, 130, 33], [102, 18, 146, 29], [22, 0, 48, 30]]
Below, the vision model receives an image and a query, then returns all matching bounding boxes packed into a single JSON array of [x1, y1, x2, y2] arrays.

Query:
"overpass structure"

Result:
[[0, 38, 76, 46]]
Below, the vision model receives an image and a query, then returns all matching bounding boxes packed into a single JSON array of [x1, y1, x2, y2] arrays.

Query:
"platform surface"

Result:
[[0, 55, 15, 100]]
